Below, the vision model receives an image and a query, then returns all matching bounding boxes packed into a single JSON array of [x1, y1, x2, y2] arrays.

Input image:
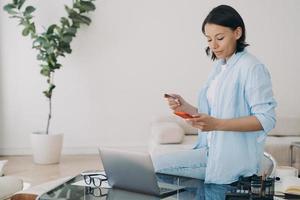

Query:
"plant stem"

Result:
[[46, 75, 53, 135], [46, 96, 52, 135]]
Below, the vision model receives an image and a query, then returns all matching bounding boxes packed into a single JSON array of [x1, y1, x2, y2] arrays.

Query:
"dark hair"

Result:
[[202, 5, 249, 60]]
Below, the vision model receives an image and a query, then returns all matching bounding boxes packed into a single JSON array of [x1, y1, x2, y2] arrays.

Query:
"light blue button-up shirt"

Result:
[[194, 50, 277, 184]]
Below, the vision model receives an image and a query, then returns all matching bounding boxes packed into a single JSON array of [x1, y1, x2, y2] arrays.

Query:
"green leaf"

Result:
[[3, 4, 16, 11], [79, 15, 91, 25], [74, 1, 96, 13], [49, 84, 56, 93], [57, 51, 65, 57], [64, 5, 74, 15], [59, 42, 72, 54], [22, 27, 30, 36], [37, 54, 44, 60], [29, 22, 36, 33], [72, 21, 80, 28], [65, 48, 72, 54], [43, 84, 56, 98], [40, 67, 51, 76], [80, 1, 96, 11], [47, 54, 57, 67], [47, 24, 57, 34], [46, 46, 55, 54], [66, 27, 77, 36], [47, 34, 59, 41], [24, 6, 35, 15], [41, 40, 51, 49], [53, 26, 62, 35], [3, 4, 18, 14], [53, 64, 62, 69], [66, 6, 91, 25], [62, 34, 73, 43], [71, 14, 91, 25], [17, 0, 26, 9], [43, 90, 51, 98], [60, 17, 70, 27], [33, 36, 47, 47]]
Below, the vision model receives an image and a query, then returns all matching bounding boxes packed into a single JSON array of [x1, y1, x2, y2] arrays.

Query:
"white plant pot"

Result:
[[31, 132, 64, 164], [0, 160, 8, 176]]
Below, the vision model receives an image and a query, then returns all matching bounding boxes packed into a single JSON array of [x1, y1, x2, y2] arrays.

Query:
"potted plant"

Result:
[[3, 0, 96, 164]]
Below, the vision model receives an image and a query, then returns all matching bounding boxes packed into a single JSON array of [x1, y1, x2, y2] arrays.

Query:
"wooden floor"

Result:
[[0, 155, 102, 187]]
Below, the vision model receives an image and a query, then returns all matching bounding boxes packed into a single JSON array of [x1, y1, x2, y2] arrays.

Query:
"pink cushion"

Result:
[[151, 122, 184, 144]]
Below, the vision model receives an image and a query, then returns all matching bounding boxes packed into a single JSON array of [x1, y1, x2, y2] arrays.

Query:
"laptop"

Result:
[[98, 148, 185, 197]]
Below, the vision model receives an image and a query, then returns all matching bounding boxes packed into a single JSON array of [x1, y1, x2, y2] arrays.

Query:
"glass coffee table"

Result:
[[38, 172, 294, 200], [38, 172, 236, 200]]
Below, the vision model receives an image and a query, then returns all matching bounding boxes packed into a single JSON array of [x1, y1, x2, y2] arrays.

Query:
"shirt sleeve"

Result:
[[245, 64, 277, 133]]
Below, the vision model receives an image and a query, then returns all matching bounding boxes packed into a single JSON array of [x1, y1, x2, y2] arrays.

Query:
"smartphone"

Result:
[[164, 93, 177, 99], [174, 111, 194, 119]]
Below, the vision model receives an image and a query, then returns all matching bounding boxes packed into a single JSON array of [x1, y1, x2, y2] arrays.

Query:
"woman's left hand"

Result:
[[186, 113, 221, 131]]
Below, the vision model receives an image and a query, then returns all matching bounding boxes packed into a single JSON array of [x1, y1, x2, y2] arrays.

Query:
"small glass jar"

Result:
[[264, 178, 275, 197], [251, 180, 262, 197]]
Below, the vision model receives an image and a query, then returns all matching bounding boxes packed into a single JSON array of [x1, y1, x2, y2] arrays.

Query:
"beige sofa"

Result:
[[265, 118, 300, 170], [149, 116, 300, 172], [0, 176, 23, 200], [0, 160, 23, 200]]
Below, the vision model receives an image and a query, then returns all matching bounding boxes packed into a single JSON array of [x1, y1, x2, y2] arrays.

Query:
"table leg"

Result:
[[290, 145, 294, 166]]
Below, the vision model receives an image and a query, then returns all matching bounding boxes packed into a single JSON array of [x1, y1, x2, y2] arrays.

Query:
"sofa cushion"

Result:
[[152, 115, 198, 135], [151, 122, 184, 144], [265, 136, 300, 166], [12, 177, 71, 200], [269, 118, 300, 136], [149, 135, 198, 156], [0, 176, 23, 200]]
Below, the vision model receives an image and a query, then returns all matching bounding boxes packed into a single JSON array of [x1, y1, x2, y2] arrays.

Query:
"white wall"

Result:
[[1, 0, 299, 155]]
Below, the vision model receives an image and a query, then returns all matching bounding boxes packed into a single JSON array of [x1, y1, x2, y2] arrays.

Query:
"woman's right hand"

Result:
[[165, 94, 183, 111], [164, 94, 197, 114]]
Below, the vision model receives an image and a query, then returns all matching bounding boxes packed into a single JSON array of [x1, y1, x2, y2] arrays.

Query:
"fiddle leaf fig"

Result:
[[3, 0, 96, 134]]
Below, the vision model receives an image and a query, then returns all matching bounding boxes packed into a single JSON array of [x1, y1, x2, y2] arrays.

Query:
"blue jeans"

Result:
[[152, 148, 208, 179]]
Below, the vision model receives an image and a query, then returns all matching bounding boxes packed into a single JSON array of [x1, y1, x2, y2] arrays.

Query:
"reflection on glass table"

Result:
[[38, 172, 233, 200], [38, 172, 296, 200]]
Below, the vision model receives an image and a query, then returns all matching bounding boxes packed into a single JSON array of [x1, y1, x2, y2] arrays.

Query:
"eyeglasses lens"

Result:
[[84, 175, 92, 185]]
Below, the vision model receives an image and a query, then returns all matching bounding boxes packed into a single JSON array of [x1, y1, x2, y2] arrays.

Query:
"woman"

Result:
[[154, 5, 277, 184]]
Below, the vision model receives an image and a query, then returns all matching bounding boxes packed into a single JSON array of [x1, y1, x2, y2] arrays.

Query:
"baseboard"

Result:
[[0, 147, 32, 155], [0, 145, 148, 156]]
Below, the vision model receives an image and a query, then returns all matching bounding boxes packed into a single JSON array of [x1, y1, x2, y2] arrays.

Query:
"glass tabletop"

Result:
[[38, 173, 231, 200], [38, 172, 291, 200]]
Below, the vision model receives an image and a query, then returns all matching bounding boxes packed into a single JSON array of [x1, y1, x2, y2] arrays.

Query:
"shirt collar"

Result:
[[218, 50, 247, 68]]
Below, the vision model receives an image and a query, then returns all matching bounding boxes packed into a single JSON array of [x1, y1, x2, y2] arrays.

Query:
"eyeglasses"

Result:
[[85, 186, 108, 197], [83, 174, 108, 187]]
